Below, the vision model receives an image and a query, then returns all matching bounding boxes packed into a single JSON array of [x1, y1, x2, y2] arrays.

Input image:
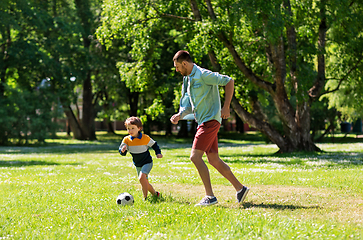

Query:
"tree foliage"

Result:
[[98, 0, 363, 152], [0, 0, 129, 144], [1, 0, 362, 147], [318, 0, 363, 123]]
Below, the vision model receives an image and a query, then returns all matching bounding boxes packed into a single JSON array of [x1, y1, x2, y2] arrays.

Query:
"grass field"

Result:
[[1, 131, 362, 239]]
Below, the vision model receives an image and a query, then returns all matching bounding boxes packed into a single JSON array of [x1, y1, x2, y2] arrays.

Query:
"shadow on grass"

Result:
[[0, 160, 81, 167], [172, 152, 363, 167], [219, 152, 363, 166], [0, 144, 119, 154], [243, 201, 321, 210], [146, 194, 193, 206]]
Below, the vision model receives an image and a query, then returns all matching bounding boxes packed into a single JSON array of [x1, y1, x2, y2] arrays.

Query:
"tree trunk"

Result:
[[231, 96, 320, 153], [178, 121, 188, 137], [106, 120, 115, 134], [81, 73, 96, 140], [64, 105, 85, 140], [0, 25, 11, 98], [127, 90, 139, 117], [165, 118, 172, 136], [101, 90, 115, 134], [235, 113, 244, 133], [74, 0, 97, 140]]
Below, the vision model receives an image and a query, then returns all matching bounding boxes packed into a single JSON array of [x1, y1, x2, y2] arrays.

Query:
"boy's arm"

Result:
[[146, 136, 162, 158], [119, 142, 128, 156], [151, 142, 161, 155]]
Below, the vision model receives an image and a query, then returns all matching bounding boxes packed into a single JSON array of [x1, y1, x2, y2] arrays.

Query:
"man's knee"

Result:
[[190, 149, 204, 164], [190, 154, 200, 163]]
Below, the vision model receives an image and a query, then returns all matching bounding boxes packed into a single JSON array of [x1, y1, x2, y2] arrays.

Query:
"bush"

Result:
[[0, 86, 60, 145]]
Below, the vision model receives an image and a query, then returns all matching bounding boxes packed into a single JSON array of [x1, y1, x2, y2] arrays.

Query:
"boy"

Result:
[[119, 116, 163, 200]]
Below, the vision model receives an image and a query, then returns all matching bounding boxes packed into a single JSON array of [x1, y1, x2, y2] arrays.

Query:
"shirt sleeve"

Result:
[[151, 142, 161, 155], [146, 136, 161, 155], [178, 81, 194, 120], [179, 92, 193, 120], [118, 138, 128, 156], [200, 68, 232, 86]]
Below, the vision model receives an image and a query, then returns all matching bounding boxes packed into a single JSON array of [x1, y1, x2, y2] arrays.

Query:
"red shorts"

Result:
[[192, 120, 221, 153]]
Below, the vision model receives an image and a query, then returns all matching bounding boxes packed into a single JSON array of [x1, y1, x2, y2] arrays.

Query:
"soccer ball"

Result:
[[116, 192, 134, 206]]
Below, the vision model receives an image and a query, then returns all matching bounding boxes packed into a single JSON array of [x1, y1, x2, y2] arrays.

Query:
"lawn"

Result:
[[0, 131, 362, 239]]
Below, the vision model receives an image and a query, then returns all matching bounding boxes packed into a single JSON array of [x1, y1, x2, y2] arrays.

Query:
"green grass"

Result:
[[1, 131, 362, 239]]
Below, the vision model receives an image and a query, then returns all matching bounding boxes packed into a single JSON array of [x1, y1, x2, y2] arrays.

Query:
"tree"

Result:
[[97, 0, 182, 133], [98, 0, 363, 152], [0, 0, 63, 144], [0, 0, 124, 143]]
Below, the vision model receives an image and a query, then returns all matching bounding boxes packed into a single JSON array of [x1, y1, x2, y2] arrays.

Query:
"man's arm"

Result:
[[221, 79, 234, 119]]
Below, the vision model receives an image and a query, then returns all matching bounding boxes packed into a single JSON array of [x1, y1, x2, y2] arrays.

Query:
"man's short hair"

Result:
[[124, 116, 143, 129], [173, 50, 193, 63]]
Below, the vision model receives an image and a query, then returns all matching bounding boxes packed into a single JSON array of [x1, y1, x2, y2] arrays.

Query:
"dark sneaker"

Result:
[[195, 196, 218, 206], [236, 186, 249, 203], [146, 192, 161, 203]]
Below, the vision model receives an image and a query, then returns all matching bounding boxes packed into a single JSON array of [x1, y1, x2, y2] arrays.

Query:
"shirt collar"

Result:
[[130, 132, 142, 140], [188, 64, 197, 78]]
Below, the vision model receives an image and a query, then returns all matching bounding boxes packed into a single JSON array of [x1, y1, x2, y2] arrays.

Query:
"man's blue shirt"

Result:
[[178, 64, 232, 125]]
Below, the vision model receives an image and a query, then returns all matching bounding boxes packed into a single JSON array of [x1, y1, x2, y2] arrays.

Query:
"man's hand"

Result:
[[156, 153, 163, 158], [170, 113, 180, 124], [221, 106, 230, 119]]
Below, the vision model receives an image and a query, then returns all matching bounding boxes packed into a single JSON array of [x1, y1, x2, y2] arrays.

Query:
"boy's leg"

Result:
[[138, 173, 149, 199], [138, 163, 157, 199], [139, 173, 158, 199], [147, 179, 156, 195]]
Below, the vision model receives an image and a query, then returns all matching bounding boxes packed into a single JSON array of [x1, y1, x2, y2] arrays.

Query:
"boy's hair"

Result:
[[173, 50, 193, 63], [124, 116, 143, 129]]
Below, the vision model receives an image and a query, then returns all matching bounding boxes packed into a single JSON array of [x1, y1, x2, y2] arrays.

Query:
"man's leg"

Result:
[[206, 152, 244, 192], [190, 148, 214, 197]]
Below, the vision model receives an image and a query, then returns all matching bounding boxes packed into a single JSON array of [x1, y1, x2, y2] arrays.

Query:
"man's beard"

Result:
[[180, 66, 188, 76]]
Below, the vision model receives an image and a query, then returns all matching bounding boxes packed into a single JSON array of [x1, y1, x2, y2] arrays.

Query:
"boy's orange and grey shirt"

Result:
[[119, 132, 161, 167]]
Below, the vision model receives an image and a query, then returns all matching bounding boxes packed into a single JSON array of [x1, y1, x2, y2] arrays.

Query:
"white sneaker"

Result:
[[195, 196, 218, 206]]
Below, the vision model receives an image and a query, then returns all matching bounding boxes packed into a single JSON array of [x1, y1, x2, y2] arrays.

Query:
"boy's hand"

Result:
[[156, 153, 163, 158], [121, 145, 127, 153]]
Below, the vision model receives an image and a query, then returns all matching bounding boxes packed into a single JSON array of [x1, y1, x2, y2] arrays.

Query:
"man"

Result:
[[170, 50, 249, 206]]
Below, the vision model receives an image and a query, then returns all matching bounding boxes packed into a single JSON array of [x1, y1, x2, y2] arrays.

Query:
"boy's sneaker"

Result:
[[155, 191, 161, 198], [195, 196, 218, 207], [236, 186, 249, 203]]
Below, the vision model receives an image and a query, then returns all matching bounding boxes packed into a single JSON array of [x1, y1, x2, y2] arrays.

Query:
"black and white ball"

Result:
[[116, 192, 134, 206]]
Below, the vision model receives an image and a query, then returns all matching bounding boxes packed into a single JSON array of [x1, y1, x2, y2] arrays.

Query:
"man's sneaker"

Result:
[[155, 191, 161, 198], [236, 186, 249, 203], [195, 196, 218, 206]]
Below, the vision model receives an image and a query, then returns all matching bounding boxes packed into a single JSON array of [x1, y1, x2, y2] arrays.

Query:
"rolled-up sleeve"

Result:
[[200, 69, 232, 86]]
